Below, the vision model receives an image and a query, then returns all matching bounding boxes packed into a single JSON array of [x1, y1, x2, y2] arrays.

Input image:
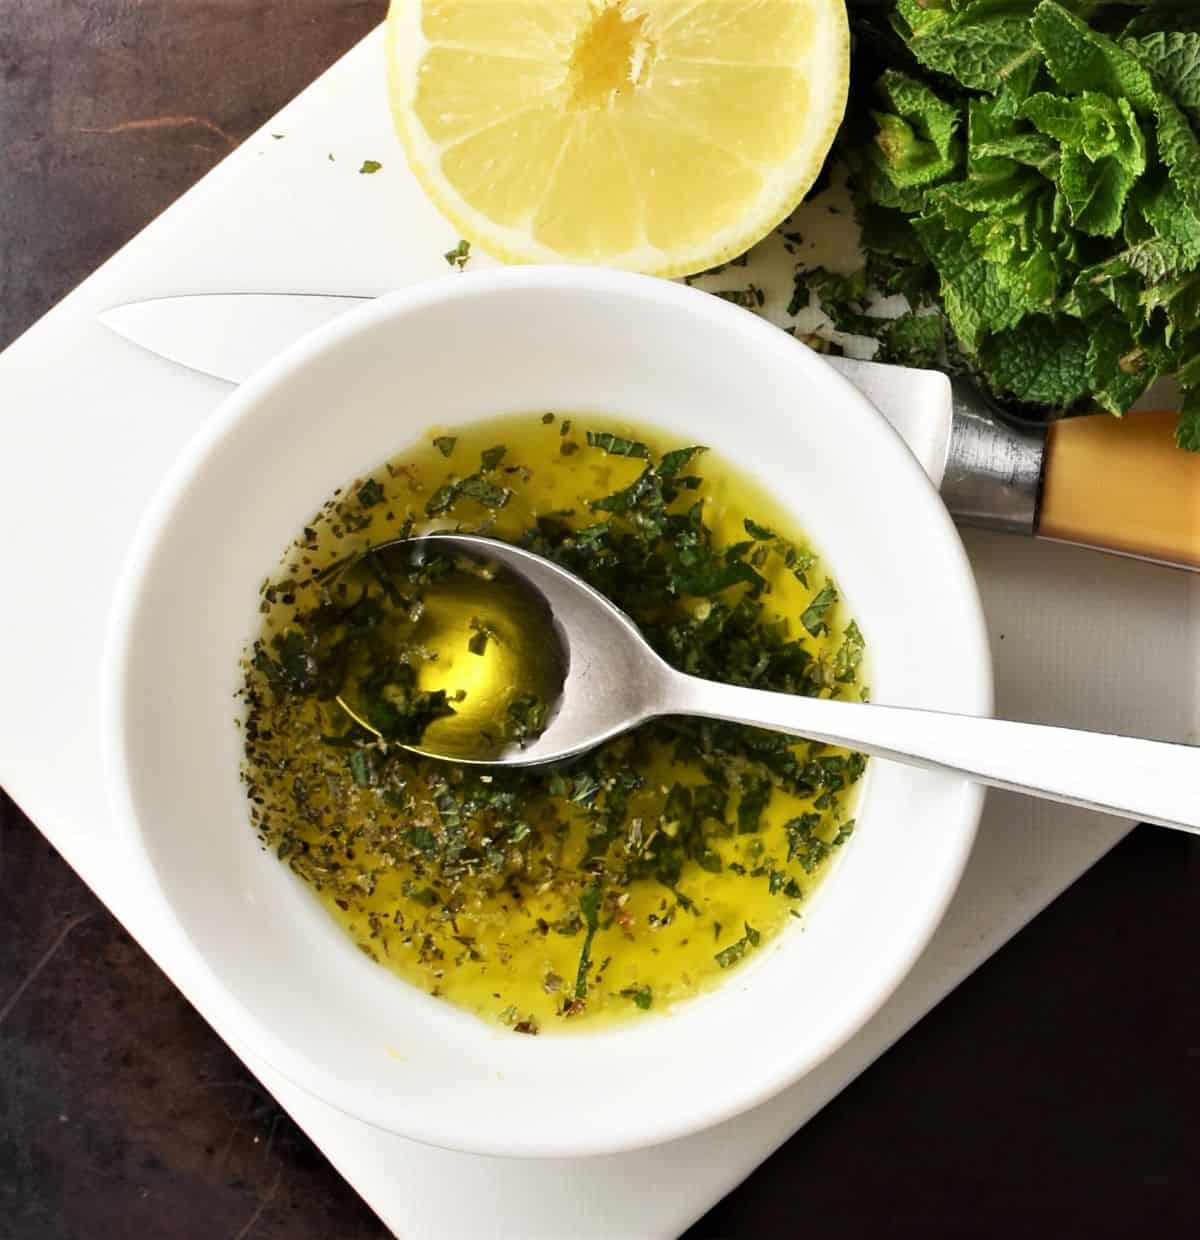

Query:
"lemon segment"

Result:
[[387, 0, 849, 276]]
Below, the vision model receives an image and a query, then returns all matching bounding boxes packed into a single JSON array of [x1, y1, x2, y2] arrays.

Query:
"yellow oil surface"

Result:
[[242, 414, 866, 1033]]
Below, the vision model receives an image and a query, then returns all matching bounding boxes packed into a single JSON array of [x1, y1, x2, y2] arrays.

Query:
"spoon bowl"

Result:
[[368, 533, 669, 765]]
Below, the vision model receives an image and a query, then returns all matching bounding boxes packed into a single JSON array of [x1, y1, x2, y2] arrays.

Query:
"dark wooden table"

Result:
[[2, 3, 1198, 1237]]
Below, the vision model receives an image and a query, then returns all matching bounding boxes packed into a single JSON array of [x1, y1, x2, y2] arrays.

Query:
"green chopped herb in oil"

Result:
[[240, 415, 868, 1032]]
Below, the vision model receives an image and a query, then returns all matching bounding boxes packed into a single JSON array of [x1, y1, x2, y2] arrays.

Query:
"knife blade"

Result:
[[99, 292, 1199, 570], [100, 294, 365, 387]]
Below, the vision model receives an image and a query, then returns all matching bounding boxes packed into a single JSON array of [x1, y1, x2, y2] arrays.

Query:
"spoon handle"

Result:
[[664, 675, 1199, 833]]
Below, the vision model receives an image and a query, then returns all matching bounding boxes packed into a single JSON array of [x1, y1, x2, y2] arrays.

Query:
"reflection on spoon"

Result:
[[325, 537, 566, 762]]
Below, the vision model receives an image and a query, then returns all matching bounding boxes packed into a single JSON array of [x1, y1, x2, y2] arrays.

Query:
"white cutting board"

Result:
[[1, 27, 1197, 1240]]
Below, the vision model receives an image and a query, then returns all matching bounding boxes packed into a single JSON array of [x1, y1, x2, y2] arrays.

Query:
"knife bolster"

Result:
[[941, 377, 1047, 535]]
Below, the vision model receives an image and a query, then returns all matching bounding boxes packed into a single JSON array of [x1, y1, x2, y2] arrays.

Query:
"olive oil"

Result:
[[242, 414, 867, 1032]]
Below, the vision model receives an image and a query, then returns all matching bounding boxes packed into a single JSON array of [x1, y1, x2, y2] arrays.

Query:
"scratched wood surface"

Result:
[[3, 4, 1200, 1239]]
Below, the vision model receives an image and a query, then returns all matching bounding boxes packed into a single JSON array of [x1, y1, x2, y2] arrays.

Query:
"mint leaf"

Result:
[[1176, 350, 1200, 449], [830, 0, 1200, 431], [1124, 33, 1200, 130], [895, 3, 1043, 99], [913, 212, 1037, 351], [1059, 143, 1141, 238], [1021, 92, 1085, 145], [1023, 91, 1143, 169], [1032, 3, 1156, 117], [967, 94, 1031, 186], [1122, 4, 1200, 40], [881, 312, 945, 367], [981, 315, 1092, 406], [1140, 272, 1200, 339], [1067, 253, 1144, 324], [1132, 175, 1200, 271], [1121, 240, 1190, 283], [1177, 386, 1200, 452], [870, 71, 962, 190], [1155, 93, 1200, 222], [858, 203, 928, 263], [1086, 311, 1158, 414], [972, 132, 1061, 178], [1022, 92, 1144, 236]]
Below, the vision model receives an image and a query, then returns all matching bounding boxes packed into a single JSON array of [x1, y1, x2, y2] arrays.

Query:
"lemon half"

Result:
[[386, 0, 850, 276]]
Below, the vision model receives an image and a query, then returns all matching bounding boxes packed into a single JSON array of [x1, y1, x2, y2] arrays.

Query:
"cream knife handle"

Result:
[[665, 676, 1200, 833], [1039, 411, 1200, 571]]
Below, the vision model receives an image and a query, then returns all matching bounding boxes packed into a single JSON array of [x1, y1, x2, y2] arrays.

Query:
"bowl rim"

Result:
[[102, 266, 992, 1158]]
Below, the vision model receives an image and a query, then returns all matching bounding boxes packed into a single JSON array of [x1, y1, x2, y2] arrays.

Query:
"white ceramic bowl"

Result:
[[104, 268, 991, 1158]]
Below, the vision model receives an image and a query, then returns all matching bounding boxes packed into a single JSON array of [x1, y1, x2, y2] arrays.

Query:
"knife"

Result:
[[100, 293, 1199, 571]]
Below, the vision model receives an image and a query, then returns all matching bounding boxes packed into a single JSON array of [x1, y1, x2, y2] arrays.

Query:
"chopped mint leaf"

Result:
[[468, 617, 498, 656], [425, 469, 510, 515], [359, 159, 382, 174], [444, 239, 471, 270], [736, 777, 771, 834], [574, 882, 602, 1000], [505, 694, 547, 743], [348, 749, 373, 787], [356, 478, 385, 508], [425, 483, 457, 515], [243, 417, 875, 1032], [458, 476, 511, 507], [585, 431, 650, 458], [619, 984, 652, 1010], [712, 285, 765, 310], [714, 922, 760, 969], [834, 620, 866, 684], [801, 581, 838, 637], [658, 445, 707, 476]]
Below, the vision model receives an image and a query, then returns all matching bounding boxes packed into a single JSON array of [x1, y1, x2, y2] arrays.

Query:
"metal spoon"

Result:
[[387, 534, 1199, 834]]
